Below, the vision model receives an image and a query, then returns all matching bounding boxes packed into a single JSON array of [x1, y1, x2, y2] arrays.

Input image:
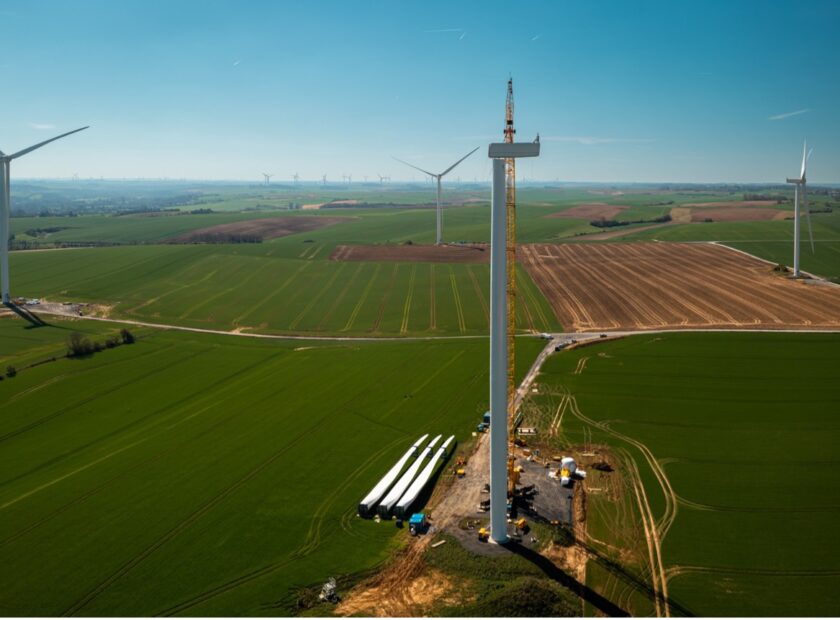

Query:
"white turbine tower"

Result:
[[786, 141, 814, 277], [263, 173, 273, 186], [393, 147, 479, 245], [293, 173, 300, 185], [1, 126, 89, 304]]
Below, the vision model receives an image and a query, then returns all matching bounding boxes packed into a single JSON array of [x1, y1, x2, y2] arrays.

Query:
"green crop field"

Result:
[[0, 316, 544, 616], [10, 245, 560, 336], [529, 332, 840, 616]]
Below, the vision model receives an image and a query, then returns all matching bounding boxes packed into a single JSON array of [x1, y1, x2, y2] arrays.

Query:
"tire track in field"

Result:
[[371, 264, 399, 333], [400, 264, 417, 335], [316, 263, 364, 330], [429, 264, 436, 331], [518, 271, 551, 332], [61, 348, 397, 617], [448, 267, 466, 334], [518, 245, 593, 330], [288, 262, 346, 330], [624, 450, 668, 617], [180, 258, 277, 321], [0, 351, 291, 546], [125, 266, 220, 315], [233, 261, 312, 325], [342, 264, 381, 331], [573, 356, 590, 375], [466, 265, 489, 326], [0, 345, 187, 445], [151, 351, 441, 616], [569, 395, 677, 540]]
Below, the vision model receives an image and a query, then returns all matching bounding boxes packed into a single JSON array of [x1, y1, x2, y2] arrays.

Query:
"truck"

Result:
[[408, 513, 427, 536]]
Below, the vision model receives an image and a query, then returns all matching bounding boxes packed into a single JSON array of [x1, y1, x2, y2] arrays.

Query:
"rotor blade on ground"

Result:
[[392, 157, 437, 178], [8, 126, 89, 160], [440, 146, 480, 177]]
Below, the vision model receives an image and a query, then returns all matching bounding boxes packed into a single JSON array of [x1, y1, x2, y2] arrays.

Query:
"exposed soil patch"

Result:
[[547, 203, 629, 220], [336, 568, 463, 617], [168, 216, 352, 243], [520, 242, 840, 331], [577, 222, 674, 241], [331, 243, 489, 263], [689, 207, 790, 222]]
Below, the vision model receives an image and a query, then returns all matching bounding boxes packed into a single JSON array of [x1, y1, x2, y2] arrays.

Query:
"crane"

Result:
[[504, 77, 517, 431]]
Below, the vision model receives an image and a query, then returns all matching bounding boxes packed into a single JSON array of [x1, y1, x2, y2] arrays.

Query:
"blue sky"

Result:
[[2, 0, 839, 183]]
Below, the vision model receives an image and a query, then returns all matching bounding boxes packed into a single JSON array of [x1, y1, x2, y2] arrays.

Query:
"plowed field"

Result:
[[331, 243, 489, 263], [520, 242, 840, 331], [169, 215, 351, 242]]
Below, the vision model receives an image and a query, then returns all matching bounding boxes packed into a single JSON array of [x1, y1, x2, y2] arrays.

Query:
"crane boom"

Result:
[[504, 78, 517, 423]]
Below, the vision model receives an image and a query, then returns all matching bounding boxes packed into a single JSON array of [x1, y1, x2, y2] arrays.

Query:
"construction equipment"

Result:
[[456, 468, 465, 478], [514, 517, 528, 533], [478, 527, 489, 542], [318, 577, 339, 603], [408, 513, 427, 536]]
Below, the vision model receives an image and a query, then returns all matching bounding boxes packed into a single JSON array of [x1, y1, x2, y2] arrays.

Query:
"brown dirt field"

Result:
[[547, 203, 629, 220], [519, 242, 840, 331], [683, 200, 780, 207], [331, 243, 489, 263], [689, 207, 790, 222], [168, 215, 352, 243]]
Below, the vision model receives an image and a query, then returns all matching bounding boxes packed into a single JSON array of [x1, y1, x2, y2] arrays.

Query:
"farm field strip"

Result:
[[521, 242, 840, 332]]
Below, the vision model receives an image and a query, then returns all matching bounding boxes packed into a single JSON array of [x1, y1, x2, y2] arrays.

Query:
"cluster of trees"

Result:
[[0, 366, 17, 380], [590, 214, 672, 229], [67, 329, 135, 358]]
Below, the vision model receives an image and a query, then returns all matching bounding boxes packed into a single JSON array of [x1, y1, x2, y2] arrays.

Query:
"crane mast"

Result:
[[504, 78, 517, 422]]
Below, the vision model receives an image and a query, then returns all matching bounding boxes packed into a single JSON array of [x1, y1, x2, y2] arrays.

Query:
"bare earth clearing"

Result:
[[546, 203, 629, 220], [520, 242, 840, 332], [689, 207, 790, 222], [168, 215, 352, 242], [331, 244, 489, 263]]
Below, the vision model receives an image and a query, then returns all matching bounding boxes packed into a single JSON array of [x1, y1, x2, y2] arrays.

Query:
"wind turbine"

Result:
[[1, 126, 89, 304], [292, 173, 300, 185], [263, 173, 273, 186], [393, 147, 479, 245], [786, 141, 814, 277], [322, 174, 327, 186]]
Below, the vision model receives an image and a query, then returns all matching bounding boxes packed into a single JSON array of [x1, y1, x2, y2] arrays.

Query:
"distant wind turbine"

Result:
[[786, 141, 815, 277], [1, 126, 89, 303], [293, 173, 300, 185], [263, 173, 273, 186], [393, 147, 479, 245]]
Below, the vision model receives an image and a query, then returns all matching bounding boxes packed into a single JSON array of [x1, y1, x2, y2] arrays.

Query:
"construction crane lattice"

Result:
[[504, 78, 517, 424]]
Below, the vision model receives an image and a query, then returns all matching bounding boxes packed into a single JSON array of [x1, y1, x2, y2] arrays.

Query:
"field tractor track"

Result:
[[400, 264, 417, 335], [317, 263, 364, 330], [371, 263, 400, 332], [343, 264, 381, 331]]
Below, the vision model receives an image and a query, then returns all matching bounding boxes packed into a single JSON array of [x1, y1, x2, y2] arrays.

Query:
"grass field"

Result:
[[0, 315, 544, 616], [530, 332, 840, 616], [10, 245, 561, 336]]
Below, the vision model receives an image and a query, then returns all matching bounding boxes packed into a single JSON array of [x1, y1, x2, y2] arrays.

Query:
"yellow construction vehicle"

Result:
[[456, 468, 465, 478], [478, 527, 489, 542]]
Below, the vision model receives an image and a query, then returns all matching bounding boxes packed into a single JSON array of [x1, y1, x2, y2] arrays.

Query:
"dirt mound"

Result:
[[331, 244, 489, 263], [520, 242, 840, 331], [168, 216, 352, 243], [547, 203, 629, 220], [690, 207, 790, 222]]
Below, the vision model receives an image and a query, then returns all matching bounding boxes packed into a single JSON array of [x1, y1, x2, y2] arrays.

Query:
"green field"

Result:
[[0, 316, 544, 616], [530, 332, 840, 616], [10, 245, 560, 336]]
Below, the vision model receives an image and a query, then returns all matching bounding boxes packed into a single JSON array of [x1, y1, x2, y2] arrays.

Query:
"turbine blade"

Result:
[[392, 156, 436, 178], [800, 140, 807, 179], [8, 126, 89, 160], [440, 146, 480, 177]]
